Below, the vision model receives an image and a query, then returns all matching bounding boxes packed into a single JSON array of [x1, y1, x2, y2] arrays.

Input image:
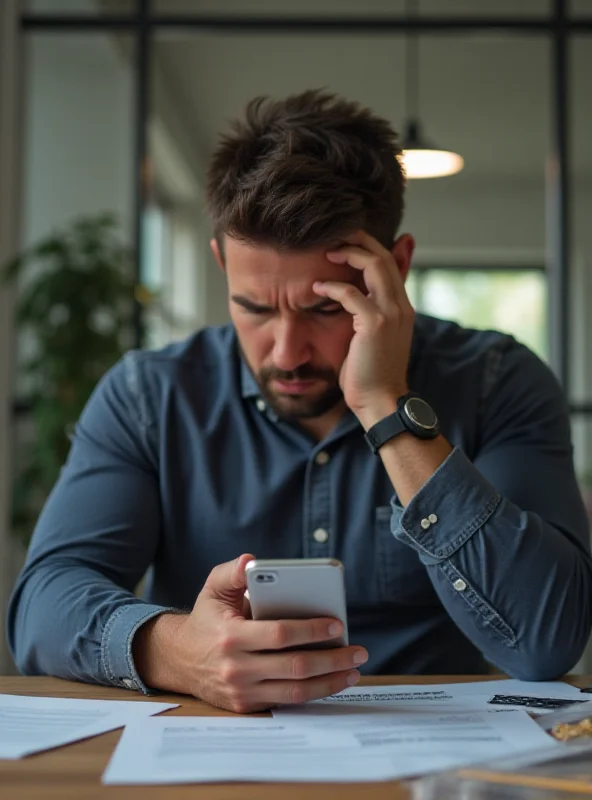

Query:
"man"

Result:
[[8, 90, 592, 713]]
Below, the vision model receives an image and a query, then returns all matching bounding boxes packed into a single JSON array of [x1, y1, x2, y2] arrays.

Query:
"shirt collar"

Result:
[[240, 353, 260, 399]]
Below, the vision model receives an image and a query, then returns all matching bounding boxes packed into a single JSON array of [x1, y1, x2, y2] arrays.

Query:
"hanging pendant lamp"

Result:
[[400, 0, 464, 179]]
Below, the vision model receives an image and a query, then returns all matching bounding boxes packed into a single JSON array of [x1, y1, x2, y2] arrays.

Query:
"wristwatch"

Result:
[[364, 392, 440, 454]]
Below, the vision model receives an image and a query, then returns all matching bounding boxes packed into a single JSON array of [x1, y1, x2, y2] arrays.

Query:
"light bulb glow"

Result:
[[401, 148, 464, 179]]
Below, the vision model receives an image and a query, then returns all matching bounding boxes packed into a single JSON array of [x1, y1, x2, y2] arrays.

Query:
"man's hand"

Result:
[[133, 554, 367, 713], [313, 231, 415, 429]]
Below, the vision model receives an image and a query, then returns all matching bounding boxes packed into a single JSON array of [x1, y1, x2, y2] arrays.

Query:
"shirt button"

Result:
[[315, 451, 330, 465], [453, 578, 467, 592], [313, 528, 329, 543], [428, 513, 438, 524], [420, 518, 431, 530], [256, 398, 266, 412]]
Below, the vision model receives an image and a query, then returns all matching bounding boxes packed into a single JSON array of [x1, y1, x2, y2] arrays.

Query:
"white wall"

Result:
[[22, 35, 134, 247]]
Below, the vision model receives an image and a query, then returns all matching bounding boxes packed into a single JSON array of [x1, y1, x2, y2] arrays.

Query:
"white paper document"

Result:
[[0, 694, 178, 759], [273, 679, 586, 721], [102, 710, 560, 784]]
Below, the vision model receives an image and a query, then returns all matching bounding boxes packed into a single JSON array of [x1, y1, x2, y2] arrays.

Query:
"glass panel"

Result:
[[154, 0, 405, 16], [21, 33, 134, 252], [141, 199, 207, 349], [146, 41, 214, 345], [402, 32, 549, 357], [568, 36, 592, 674], [571, 0, 592, 15], [419, 0, 550, 16], [154, 0, 549, 17], [573, 417, 592, 510], [411, 269, 547, 360], [572, 416, 592, 672], [25, 0, 136, 13], [570, 36, 592, 407]]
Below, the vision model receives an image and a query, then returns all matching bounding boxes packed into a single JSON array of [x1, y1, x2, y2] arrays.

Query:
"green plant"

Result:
[[2, 212, 136, 545]]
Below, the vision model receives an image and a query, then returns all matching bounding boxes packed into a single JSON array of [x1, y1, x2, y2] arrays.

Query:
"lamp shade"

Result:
[[400, 120, 464, 179]]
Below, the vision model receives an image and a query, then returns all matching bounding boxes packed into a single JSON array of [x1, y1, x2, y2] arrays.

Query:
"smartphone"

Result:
[[245, 558, 349, 649]]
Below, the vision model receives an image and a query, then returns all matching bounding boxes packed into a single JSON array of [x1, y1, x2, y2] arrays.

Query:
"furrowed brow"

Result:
[[231, 295, 274, 312]]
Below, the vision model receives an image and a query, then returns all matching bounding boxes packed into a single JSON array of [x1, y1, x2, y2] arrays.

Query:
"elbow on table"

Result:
[[501, 634, 591, 683], [7, 595, 57, 678], [9, 630, 82, 682], [7, 623, 47, 677]]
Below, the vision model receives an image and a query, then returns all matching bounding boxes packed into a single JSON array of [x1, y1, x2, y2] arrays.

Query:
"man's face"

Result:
[[219, 236, 364, 421]]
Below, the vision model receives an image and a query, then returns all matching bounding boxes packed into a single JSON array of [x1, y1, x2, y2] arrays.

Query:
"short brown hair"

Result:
[[206, 89, 405, 253]]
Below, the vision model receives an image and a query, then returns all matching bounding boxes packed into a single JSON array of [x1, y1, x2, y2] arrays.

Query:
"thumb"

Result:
[[203, 553, 255, 607]]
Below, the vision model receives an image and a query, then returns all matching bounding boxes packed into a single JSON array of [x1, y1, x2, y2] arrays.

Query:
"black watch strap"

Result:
[[364, 410, 407, 455], [364, 393, 440, 454]]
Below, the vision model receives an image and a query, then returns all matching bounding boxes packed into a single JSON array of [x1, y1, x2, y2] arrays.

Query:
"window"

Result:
[[141, 200, 204, 349], [406, 268, 548, 361]]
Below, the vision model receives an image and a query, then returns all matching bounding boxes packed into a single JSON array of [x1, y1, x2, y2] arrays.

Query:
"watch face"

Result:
[[404, 397, 438, 430]]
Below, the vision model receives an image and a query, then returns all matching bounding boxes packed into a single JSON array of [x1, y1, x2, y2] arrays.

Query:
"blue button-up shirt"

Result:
[[8, 314, 592, 690]]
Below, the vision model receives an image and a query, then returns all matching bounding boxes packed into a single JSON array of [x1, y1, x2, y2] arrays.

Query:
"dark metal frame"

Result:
[[133, 0, 150, 348], [18, 0, 592, 416], [549, 0, 571, 402], [19, 14, 592, 33]]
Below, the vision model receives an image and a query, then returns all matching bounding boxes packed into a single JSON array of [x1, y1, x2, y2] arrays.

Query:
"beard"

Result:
[[255, 362, 344, 421]]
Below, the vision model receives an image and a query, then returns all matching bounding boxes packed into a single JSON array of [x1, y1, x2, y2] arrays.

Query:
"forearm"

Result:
[[375, 432, 452, 506], [132, 612, 190, 694], [8, 562, 173, 691], [428, 499, 591, 678], [357, 399, 452, 507], [391, 448, 592, 679]]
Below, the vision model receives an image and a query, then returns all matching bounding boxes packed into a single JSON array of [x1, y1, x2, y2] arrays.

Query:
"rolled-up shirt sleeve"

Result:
[[392, 342, 592, 680], [7, 352, 174, 692]]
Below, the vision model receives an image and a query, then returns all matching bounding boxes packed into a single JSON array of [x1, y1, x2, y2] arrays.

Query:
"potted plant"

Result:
[[2, 212, 136, 545]]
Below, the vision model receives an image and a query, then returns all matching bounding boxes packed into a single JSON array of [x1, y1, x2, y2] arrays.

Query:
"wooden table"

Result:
[[1, 674, 588, 799]]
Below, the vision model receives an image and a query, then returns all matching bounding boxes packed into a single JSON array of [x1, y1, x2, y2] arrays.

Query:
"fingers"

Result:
[[242, 646, 368, 682], [231, 554, 255, 590], [342, 229, 389, 254], [326, 239, 412, 312], [325, 246, 393, 303], [248, 669, 361, 709], [230, 616, 346, 652], [313, 280, 377, 324], [202, 553, 255, 602]]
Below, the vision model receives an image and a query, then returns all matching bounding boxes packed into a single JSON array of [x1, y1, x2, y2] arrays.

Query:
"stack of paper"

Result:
[[272, 679, 588, 719], [0, 694, 178, 759], [102, 709, 563, 784], [102, 679, 578, 784]]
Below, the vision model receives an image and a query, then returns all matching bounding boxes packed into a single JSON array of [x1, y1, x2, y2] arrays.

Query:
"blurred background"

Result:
[[1, 0, 591, 674]]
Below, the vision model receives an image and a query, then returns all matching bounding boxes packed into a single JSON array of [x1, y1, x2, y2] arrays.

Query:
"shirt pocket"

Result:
[[374, 505, 435, 605]]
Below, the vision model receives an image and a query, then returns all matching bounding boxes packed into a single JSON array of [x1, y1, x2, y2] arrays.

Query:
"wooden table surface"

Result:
[[1, 674, 588, 800]]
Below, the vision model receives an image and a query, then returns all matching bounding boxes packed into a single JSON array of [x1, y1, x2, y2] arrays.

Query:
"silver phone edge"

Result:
[[245, 558, 344, 571]]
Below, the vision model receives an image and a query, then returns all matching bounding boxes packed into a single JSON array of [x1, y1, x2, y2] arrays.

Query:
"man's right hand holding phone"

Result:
[[133, 553, 367, 713]]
